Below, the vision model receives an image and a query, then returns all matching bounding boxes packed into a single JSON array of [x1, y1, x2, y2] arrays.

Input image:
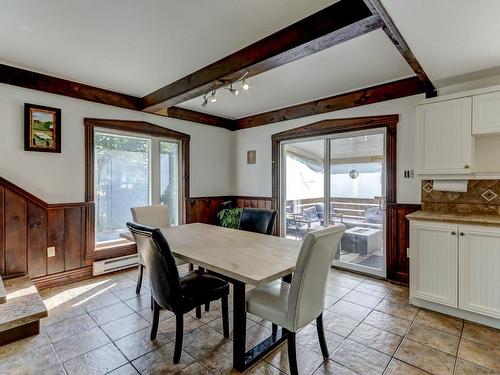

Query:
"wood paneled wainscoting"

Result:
[[0, 177, 93, 288]]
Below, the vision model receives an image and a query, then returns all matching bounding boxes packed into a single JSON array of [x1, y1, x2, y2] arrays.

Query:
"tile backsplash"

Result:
[[421, 180, 500, 215]]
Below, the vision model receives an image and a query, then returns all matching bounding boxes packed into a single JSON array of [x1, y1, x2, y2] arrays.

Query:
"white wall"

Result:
[[0, 83, 233, 203], [232, 95, 425, 204]]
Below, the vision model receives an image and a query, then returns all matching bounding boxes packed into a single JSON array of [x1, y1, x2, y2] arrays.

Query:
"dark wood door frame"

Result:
[[84, 118, 190, 260], [271, 115, 398, 276]]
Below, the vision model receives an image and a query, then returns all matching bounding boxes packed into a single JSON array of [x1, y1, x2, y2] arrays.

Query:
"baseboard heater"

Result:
[[93, 254, 139, 276]]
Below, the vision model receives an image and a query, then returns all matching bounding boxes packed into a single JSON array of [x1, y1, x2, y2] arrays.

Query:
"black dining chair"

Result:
[[238, 207, 278, 235], [126, 222, 230, 364]]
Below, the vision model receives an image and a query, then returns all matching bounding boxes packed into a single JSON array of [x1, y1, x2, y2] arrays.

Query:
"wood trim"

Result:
[[237, 77, 423, 129], [142, 0, 379, 110], [165, 107, 235, 130], [0, 320, 40, 346], [84, 118, 190, 259], [363, 0, 436, 96], [32, 266, 93, 290]]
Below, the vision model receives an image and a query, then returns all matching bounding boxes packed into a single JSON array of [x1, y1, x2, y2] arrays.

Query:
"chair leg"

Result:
[[316, 313, 329, 358], [272, 323, 278, 337], [150, 299, 160, 340], [221, 295, 229, 339], [150, 295, 154, 311], [173, 314, 184, 364], [195, 306, 201, 319], [136, 264, 144, 294], [188, 263, 194, 271], [286, 330, 299, 375], [205, 302, 210, 312]]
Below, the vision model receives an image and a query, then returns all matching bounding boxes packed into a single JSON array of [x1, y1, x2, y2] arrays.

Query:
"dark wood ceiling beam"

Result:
[[363, 0, 436, 97], [142, 0, 382, 111], [235, 77, 425, 130], [0, 63, 233, 129]]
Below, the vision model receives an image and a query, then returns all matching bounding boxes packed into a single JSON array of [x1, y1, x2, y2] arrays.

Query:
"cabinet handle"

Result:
[[464, 165, 470, 169], [460, 232, 465, 236], [451, 231, 457, 236]]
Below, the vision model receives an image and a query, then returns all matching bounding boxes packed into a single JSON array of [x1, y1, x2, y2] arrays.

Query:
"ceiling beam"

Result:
[[142, 0, 382, 111], [0, 63, 233, 128], [363, 0, 436, 96], [235, 77, 425, 130]]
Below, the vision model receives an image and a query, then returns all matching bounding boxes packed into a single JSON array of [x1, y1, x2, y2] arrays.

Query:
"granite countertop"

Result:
[[406, 211, 500, 227]]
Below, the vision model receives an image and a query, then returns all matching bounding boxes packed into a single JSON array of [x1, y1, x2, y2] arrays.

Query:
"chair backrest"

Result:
[[131, 205, 171, 228], [287, 224, 346, 331], [126, 222, 182, 312], [238, 208, 277, 235]]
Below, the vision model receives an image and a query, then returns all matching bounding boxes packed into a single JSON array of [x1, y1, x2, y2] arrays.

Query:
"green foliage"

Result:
[[217, 201, 242, 228]]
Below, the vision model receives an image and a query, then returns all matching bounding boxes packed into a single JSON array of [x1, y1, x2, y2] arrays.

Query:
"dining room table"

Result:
[[121, 222, 301, 372]]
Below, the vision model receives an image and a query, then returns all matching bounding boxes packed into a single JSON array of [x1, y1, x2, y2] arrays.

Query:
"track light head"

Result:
[[227, 84, 239, 96], [242, 79, 249, 90]]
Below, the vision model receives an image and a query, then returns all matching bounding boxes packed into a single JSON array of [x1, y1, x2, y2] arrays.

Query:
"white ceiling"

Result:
[[380, 0, 500, 86], [0, 0, 332, 96], [177, 29, 414, 118], [2, 0, 500, 118]]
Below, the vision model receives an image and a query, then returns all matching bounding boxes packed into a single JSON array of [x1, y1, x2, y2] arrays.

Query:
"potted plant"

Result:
[[217, 201, 242, 228]]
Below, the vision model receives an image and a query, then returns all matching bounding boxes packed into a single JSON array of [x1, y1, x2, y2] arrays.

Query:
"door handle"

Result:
[[451, 231, 457, 236]]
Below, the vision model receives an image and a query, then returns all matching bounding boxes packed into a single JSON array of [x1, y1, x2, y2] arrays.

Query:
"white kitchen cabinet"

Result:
[[416, 97, 472, 175], [410, 221, 458, 307], [459, 226, 500, 319], [473, 91, 500, 135]]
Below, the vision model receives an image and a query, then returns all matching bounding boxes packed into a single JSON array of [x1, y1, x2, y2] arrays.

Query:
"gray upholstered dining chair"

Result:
[[131, 205, 187, 295], [246, 224, 346, 375]]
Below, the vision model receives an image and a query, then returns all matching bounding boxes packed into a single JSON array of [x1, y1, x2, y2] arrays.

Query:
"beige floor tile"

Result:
[[41, 305, 87, 327], [178, 362, 214, 374], [88, 301, 134, 325], [45, 313, 97, 342], [458, 337, 500, 371], [454, 358, 499, 375], [342, 290, 383, 309], [100, 312, 150, 341], [363, 310, 412, 336], [0, 330, 51, 357], [131, 341, 196, 374], [0, 343, 61, 375], [44, 364, 67, 375], [63, 343, 128, 375], [383, 359, 429, 375], [107, 363, 140, 375], [53, 326, 110, 362], [183, 325, 229, 360], [414, 309, 463, 337], [187, 301, 225, 324], [328, 300, 372, 322], [112, 285, 149, 301], [331, 339, 391, 375], [323, 294, 339, 309], [354, 282, 392, 298], [348, 323, 402, 356], [246, 324, 273, 351], [325, 284, 351, 299], [264, 342, 325, 375], [313, 359, 357, 374], [136, 305, 175, 324], [159, 314, 205, 340], [374, 298, 420, 321], [384, 287, 410, 304], [124, 293, 152, 312], [321, 310, 360, 337], [208, 315, 257, 339], [394, 339, 455, 375], [296, 323, 344, 355], [246, 361, 284, 374], [76, 291, 122, 312], [114, 326, 170, 361], [194, 340, 237, 375], [462, 321, 500, 349], [406, 323, 460, 356], [327, 276, 362, 290]]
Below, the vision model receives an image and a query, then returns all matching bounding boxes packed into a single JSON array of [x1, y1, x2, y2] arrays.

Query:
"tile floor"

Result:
[[0, 266, 499, 375]]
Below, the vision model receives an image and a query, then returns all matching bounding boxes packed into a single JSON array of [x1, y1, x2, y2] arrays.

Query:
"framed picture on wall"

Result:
[[24, 103, 61, 153]]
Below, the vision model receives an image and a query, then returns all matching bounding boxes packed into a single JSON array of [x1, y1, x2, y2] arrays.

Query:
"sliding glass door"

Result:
[[281, 129, 386, 277]]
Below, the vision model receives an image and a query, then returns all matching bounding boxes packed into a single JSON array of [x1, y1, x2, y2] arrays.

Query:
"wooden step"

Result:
[[0, 276, 47, 346], [0, 276, 6, 304]]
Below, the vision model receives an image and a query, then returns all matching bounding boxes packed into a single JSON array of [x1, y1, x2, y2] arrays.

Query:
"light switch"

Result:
[[47, 246, 56, 257]]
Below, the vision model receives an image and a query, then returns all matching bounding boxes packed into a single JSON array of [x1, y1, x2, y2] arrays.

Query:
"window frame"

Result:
[[84, 118, 190, 261]]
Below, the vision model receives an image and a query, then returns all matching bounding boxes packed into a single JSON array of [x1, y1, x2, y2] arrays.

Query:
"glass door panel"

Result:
[[160, 141, 179, 225], [329, 132, 386, 276], [282, 139, 325, 240]]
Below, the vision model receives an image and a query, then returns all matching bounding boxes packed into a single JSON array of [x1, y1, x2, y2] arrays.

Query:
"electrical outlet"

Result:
[[47, 246, 56, 257]]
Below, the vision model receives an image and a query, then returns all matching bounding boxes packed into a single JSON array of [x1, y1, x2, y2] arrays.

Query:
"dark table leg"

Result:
[[232, 281, 247, 372]]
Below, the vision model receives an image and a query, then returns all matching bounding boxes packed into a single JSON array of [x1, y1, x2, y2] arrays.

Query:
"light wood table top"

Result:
[[122, 223, 301, 286]]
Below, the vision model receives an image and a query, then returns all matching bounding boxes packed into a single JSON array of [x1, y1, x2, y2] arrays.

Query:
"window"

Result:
[[93, 130, 182, 243]]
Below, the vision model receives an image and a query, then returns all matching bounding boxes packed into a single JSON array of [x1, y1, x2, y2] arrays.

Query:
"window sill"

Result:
[[89, 240, 137, 261]]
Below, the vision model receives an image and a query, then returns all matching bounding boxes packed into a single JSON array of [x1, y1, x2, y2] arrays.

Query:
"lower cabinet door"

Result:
[[459, 226, 500, 319], [410, 221, 458, 307]]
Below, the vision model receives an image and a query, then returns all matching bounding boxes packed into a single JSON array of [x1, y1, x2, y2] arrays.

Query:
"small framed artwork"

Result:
[[24, 103, 61, 153], [247, 150, 256, 164]]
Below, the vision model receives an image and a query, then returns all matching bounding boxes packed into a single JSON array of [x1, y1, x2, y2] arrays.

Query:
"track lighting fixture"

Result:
[[200, 72, 249, 107]]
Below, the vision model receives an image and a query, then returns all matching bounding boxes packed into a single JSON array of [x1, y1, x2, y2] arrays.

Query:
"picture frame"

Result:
[[24, 103, 61, 153]]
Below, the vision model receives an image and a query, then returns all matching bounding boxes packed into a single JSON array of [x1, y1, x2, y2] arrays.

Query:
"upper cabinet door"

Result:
[[417, 97, 472, 174], [473, 91, 500, 135]]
